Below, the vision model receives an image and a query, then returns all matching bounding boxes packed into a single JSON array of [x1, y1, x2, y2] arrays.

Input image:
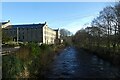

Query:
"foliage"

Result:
[[60, 29, 72, 39], [27, 56, 41, 77], [40, 44, 49, 51], [73, 2, 120, 65], [2, 31, 12, 43], [28, 42, 40, 57], [2, 55, 24, 78], [2, 41, 65, 78]]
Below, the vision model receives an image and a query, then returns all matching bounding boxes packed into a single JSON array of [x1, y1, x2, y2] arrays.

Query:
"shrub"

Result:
[[27, 56, 41, 77], [2, 42, 64, 78], [40, 44, 49, 50], [28, 42, 40, 57], [2, 55, 24, 78]]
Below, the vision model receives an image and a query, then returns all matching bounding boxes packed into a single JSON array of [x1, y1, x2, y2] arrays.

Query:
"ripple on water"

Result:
[[45, 47, 120, 78]]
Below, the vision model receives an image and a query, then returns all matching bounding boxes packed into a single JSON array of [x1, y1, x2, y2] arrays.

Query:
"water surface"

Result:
[[46, 47, 120, 78]]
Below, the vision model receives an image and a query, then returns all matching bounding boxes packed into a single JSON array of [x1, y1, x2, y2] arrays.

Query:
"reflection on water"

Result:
[[45, 47, 120, 78]]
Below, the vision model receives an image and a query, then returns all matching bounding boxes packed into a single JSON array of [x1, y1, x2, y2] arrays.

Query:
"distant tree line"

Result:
[[60, 29, 73, 46]]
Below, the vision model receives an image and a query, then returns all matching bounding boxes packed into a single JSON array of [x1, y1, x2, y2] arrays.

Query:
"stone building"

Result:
[[0, 20, 11, 29], [2, 21, 61, 44]]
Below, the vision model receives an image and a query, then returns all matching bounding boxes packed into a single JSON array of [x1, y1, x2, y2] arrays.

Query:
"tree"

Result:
[[2, 31, 12, 43], [74, 29, 89, 48], [60, 29, 73, 46], [60, 29, 72, 38], [74, 5, 119, 53], [114, 2, 120, 49], [99, 6, 116, 49]]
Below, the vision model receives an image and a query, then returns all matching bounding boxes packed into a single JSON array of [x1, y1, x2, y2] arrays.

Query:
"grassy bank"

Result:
[[75, 45, 120, 66], [2, 43, 65, 78]]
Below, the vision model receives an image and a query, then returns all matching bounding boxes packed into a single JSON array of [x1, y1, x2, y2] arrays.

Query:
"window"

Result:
[[35, 28, 37, 30], [14, 31, 15, 33], [23, 36, 24, 39]]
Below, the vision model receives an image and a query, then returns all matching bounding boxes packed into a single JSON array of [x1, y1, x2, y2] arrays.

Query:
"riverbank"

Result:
[[42, 47, 120, 78], [76, 46, 120, 67], [2, 43, 65, 78]]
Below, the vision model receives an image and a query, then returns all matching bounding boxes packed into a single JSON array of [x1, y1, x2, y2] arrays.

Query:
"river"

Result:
[[45, 47, 120, 78]]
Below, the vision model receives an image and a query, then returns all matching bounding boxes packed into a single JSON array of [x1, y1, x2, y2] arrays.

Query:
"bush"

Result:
[[2, 42, 64, 78], [28, 42, 40, 57], [40, 44, 49, 50], [27, 56, 41, 77], [2, 55, 24, 78]]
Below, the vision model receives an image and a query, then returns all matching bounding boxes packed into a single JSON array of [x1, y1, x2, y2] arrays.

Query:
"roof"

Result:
[[54, 29, 59, 31], [0, 22, 8, 25], [0, 20, 10, 25], [12, 23, 45, 28]]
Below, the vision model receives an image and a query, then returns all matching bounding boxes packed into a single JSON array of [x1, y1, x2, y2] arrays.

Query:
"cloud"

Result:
[[63, 15, 96, 34]]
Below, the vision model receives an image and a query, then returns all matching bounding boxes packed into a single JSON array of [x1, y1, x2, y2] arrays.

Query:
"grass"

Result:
[[2, 42, 65, 78], [76, 45, 120, 66]]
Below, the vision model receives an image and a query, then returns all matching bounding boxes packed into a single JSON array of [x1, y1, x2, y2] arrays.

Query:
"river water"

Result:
[[45, 47, 120, 78]]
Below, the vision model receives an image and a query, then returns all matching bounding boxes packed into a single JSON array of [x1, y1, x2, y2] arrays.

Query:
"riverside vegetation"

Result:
[[2, 42, 65, 78], [73, 2, 120, 66]]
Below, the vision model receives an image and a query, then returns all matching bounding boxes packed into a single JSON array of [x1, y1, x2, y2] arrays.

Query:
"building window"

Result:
[[10, 31, 12, 33], [23, 36, 24, 39], [35, 28, 37, 30]]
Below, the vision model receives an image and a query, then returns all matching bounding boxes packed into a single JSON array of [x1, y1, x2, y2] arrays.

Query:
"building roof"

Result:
[[0, 20, 10, 25], [53, 29, 60, 32], [0, 22, 8, 25], [54, 29, 59, 31], [2, 22, 8, 25], [12, 23, 46, 28]]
